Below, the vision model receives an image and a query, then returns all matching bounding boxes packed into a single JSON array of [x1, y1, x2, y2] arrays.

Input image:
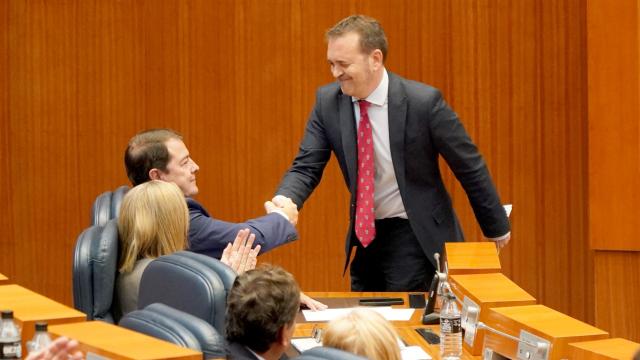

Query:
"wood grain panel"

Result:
[[587, 0, 640, 251], [595, 251, 640, 342], [1, 0, 591, 331], [0, 0, 14, 281]]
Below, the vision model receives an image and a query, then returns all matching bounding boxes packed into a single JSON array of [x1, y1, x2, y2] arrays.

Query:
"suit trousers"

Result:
[[350, 217, 436, 291]]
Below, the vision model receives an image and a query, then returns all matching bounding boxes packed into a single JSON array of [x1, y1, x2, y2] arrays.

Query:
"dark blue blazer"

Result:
[[276, 72, 510, 268], [186, 198, 298, 259]]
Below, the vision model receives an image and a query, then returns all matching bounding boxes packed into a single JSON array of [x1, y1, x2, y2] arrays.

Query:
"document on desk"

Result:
[[400, 345, 432, 359], [302, 307, 415, 322], [291, 337, 320, 353]]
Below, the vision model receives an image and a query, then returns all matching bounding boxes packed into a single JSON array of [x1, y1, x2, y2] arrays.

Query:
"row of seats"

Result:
[[74, 187, 365, 359], [73, 217, 236, 331]]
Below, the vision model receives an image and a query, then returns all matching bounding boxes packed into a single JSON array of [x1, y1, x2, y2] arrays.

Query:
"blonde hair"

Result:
[[118, 180, 189, 273], [323, 308, 402, 360]]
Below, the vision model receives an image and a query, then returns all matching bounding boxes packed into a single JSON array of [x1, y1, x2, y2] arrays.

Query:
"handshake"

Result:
[[264, 195, 299, 226]]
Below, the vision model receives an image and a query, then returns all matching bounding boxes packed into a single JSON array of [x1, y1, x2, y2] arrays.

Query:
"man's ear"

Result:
[[370, 49, 384, 69], [277, 323, 295, 347], [148, 168, 162, 181]]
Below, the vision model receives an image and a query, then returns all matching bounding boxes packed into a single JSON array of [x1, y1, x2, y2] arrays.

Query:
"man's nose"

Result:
[[331, 66, 343, 78], [191, 160, 199, 173]]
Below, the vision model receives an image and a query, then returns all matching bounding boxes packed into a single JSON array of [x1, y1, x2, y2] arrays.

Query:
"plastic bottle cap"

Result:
[[35, 322, 48, 332], [1, 310, 13, 319]]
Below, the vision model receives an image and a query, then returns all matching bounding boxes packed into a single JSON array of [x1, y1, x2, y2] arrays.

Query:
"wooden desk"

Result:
[[0, 284, 86, 353], [296, 292, 481, 359], [299, 292, 422, 326], [445, 242, 501, 275], [449, 272, 536, 355], [484, 305, 609, 360], [568, 338, 640, 359], [0, 273, 9, 285], [49, 321, 202, 360]]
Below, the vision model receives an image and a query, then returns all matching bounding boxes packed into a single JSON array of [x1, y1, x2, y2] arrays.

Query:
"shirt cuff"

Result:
[[487, 231, 510, 241], [269, 209, 290, 222]]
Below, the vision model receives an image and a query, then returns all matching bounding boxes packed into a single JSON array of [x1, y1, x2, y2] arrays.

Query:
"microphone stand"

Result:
[[422, 253, 446, 324]]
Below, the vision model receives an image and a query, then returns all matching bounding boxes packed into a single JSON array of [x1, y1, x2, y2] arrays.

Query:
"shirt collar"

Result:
[[247, 347, 266, 360], [352, 68, 388, 107]]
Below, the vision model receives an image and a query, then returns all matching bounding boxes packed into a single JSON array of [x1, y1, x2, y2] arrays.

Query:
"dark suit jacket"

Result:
[[226, 342, 260, 360], [276, 72, 510, 268], [186, 198, 298, 259]]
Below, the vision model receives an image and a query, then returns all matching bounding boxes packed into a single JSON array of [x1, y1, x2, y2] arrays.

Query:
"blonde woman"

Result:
[[323, 308, 402, 360], [115, 180, 260, 318]]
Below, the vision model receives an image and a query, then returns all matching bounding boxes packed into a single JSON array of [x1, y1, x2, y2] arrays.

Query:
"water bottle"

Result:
[[0, 310, 21, 359], [27, 322, 52, 354], [439, 292, 462, 360], [435, 276, 451, 311]]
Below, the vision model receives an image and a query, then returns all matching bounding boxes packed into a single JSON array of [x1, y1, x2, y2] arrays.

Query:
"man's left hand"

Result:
[[300, 292, 328, 311]]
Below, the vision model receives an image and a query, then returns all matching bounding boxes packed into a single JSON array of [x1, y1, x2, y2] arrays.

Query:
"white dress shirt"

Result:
[[353, 69, 408, 220]]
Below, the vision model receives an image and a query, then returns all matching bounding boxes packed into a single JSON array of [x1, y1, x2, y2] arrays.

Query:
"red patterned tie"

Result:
[[355, 100, 376, 247]]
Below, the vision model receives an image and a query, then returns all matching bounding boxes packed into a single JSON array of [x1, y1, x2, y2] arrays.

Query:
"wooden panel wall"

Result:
[[594, 252, 640, 341], [587, 0, 640, 252], [588, 0, 640, 341], [0, 0, 591, 326]]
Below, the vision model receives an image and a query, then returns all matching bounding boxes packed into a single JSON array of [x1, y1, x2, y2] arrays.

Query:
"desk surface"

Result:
[[445, 242, 501, 274], [298, 292, 480, 360], [0, 284, 86, 322], [50, 321, 202, 360], [569, 337, 640, 359], [299, 292, 423, 326]]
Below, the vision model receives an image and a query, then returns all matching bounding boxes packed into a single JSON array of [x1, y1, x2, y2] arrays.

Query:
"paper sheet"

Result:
[[291, 337, 321, 353], [401, 346, 432, 360], [302, 306, 415, 322]]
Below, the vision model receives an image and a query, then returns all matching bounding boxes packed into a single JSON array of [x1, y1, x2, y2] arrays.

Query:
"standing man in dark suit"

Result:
[[274, 15, 511, 291]]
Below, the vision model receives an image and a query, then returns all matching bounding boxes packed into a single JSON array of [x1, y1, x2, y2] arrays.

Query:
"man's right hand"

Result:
[[265, 195, 299, 225]]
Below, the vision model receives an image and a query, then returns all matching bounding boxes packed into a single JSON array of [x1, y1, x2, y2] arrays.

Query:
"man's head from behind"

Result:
[[124, 129, 200, 197], [225, 265, 300, 359]]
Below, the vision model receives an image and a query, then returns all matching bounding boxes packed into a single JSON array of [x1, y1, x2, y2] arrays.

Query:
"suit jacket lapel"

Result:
[[339, 93, 358, 193], [387, 73, 407, 192]]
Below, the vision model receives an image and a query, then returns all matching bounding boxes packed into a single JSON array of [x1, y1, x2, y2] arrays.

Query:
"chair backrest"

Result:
[[91, 185, 129, 226], [119, 307, 203, 354], [138, 253, 228, 334], [297, 347, 369, 360], [72, 219, 119, 323], [130, 303, 227, 359], [172, 251, 237, 297]]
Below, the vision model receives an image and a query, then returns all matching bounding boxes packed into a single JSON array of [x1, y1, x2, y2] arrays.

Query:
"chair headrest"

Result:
[[144, 303, 226, 358], [72, 219, 119, 322], [138, 254, 227, 333], [119, 308, 202, 352], [172, 251, 237, 295], [91, 185, 129, 226]]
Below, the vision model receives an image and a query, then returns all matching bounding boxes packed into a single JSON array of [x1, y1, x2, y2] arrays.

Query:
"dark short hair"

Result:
[[326, 15, 388, 62], [225, 265, 300, 353], [124, 129, 182, 186]]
